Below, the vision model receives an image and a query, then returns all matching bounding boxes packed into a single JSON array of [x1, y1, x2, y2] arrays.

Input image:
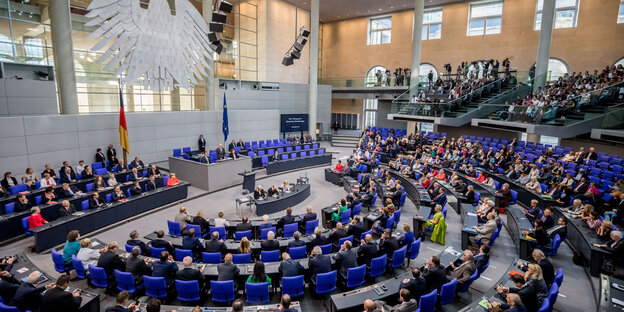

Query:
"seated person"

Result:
[[236, 216, 253, 232], [151, 251, 178, 286], [282, 180, 292, 192], [59, 167, 77, 184], [81, 166, 94, 180], [40, 172, 56, 188], [268, 185, 279, 198], [111, 185, 125, 201], [229, 148, 238, 159], [246, 261, 271, 289], [334, 160, 343, 172], [254, 185, 267, 200], [94, 175, 107, 190], [261, 231, 280, 251], [166, 173, 180, 186], [88, 192, 104, 209], [127, 230, 150, 256], [41, 186, 57, 204], [278, 207, 296, 228], [287, 231, 306, 248], [146, 175, 158, 191], [259, 214, 273, 230], [522, 219, 550, 248], [330, 199, 349, 224], [128, 168, 143, 181], [107, 173, 119, 187], [151, 230, 175, 255], [147, 165, 161, 178], [421, 205, 446, 245], [524, 200, 541, 223], [129, 182, 142, 196], [204, 231, 227, 254], [14, 194, 32, 212], [182, 228, 205, 260]]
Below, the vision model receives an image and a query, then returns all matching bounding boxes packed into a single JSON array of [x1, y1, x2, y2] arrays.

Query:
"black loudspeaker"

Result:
[[217, 0, 233, 13], [299, 27, 310, 37], [208, 32, 223, 42], [209, 22, 224, 33], [296, 36, 307, 46], [210, 42, 223, 54], [293, 42, 304, 52], [212, 12, 227, 23], [282, 55, 294, 66], [291, 50, 301, 60]]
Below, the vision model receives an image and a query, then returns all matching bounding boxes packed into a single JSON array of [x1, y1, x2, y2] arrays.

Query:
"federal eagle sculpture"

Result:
[[86, 0, 214, 91]]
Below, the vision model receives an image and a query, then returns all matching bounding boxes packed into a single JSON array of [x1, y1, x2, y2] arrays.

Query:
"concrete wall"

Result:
[[0, 110, 279, 175], [218, 82, 332, 134], [376, 100, 407, 129], [321, 0, 624, 80], [437, 124, 521, 141]]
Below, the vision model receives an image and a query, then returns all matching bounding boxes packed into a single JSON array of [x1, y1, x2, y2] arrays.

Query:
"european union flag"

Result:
[[222, 94, 229, 142]]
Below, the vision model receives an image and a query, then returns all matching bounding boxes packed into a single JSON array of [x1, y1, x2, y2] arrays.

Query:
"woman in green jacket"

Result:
[[331, 199, 349, 223], [246, 261, 271, 290]]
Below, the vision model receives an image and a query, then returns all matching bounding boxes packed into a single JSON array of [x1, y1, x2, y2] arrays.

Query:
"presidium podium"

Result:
[[168, 156, 253, 192]]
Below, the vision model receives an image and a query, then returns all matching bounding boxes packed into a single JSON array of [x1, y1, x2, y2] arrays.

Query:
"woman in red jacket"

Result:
[[28, 206, 47, 228]]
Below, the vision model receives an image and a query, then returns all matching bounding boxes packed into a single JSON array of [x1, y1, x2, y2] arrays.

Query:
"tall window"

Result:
[[619, 0, 624, 23], [422, 9, 442, 40], [534, 0, 580, 30], [540, 135, 560, 146], [547, 58, 570, 81], [367, 16, 392, 45], [419, 63, 438, 83], [468, 1, 503, 36], [615, 57, 624, 68], [365, 65, 389, 87], [364, 99, 378, 128]]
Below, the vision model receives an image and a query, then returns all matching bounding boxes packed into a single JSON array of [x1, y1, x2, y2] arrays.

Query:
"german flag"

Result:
[[118, 83, 129, 153]]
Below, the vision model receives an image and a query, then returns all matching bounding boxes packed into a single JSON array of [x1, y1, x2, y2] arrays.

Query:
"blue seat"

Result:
[[167, 220, 182, 237], [92, 162, 103, 170], [235, 230, 252, 241], [71, 255, 86, 279], [182, 147, 191, 153], [211, 280, 235, 303], [353, 203, 362, 216], [393, 209, 401, 225], [457, 270, 479, 293], [51, 249, 72, 274], [202, 252, 221, 264], [391, 246, 407, 269], [87, 265, 108, 288], [282, 275, 304, 298], [261, 250, 280, 262], [289, 246, 307, 260], [398, 192, 407, 208], [338, 235, 353, 248], [473, 192, 481, 206], [174, 248, 193, 262], [22, 217, 31, 235], [340, 209, 351, 224], [260, 227, 276, 240], [144, 276, 167, 299], [115, 270, 142, 294], [232, 253, 252, 264], [86, 183, 94, 192], [106, 193, 112, 202], [176, 280, 201, 302], [261, 156, 269, 167], [361, 229, 372, 241], [80, 200, 89, 211], [538, 298, 550, 312], [187, 224, 205, 238], [150, 247, 165, 257], [125, 244, 138, 253], [369, 255, 387, 277], [509, 190, 518, 205], [554, 268, 564, 288], [173, 149, 182, 157], [416, 289, 437, 312], [439, 278, 457, 305], [284, 223, 298, 238], [34, 195, 42, 205], [95, 168, 107, 176], [305, 220, 319, 235], [314, 270, 337, 294], [3, 203, 14, 214], [545, 234, 562, 257], [209, 226, 227, 239], [319, 243, 332, 255], [478, 259, 490, 277], [246, 282, 270, 304], [548, 283, 559, 307], [409, 238, 421, 261], [346, 264, 366, 288]]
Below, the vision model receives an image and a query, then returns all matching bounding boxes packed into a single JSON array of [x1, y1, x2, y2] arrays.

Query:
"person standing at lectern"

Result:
[[198, 135, 206, 152]]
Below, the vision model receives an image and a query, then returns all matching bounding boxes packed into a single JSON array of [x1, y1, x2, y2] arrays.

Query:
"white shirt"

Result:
[[214, 217, 229, 227], [77, 248, 100, 269], [40, 177, 56, 188]]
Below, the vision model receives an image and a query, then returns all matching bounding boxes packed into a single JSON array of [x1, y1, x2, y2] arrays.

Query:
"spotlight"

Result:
[[208, 32, 223, 42], [282, 55, 294, 66], [209, 41, 223, 54], [291, 50, 301, 60], [299, 26, 310, 37], [209, 0, 233, 54], [281, 27, 311, 66]]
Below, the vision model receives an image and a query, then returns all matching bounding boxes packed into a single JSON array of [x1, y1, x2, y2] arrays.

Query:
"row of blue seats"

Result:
[[258, 150, 326, 167]]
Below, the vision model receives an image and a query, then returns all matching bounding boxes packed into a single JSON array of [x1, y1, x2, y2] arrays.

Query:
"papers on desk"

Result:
[[16, 267, 28, 274], [91, 241, 100, 247], [464, 227, 477, 234], [478, 299, 489, 309], [467, 212, 477, 217]]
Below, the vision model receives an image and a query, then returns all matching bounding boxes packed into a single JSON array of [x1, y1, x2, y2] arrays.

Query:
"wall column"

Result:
[[203, 0, 215, 111], [49, 0, 78, 114], [409, 0, 424, 96], [534, 0, 556, 91], [308, 0, 319, 136]]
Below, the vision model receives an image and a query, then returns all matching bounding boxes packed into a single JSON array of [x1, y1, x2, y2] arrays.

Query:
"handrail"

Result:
[[397, 76, 506, 106]]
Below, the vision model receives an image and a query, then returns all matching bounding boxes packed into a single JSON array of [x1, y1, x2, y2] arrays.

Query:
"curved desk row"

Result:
[[146, 303, 302, 312], [250, 147, 326, 168], [254, 183, 311, 215], [31, 182, 189, 252], [265, 153, 332, 174]]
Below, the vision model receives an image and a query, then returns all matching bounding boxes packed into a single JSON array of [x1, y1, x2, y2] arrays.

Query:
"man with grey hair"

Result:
[[358, 234, 378, 267], [564, 198, 584, 215], [309, 246, 331, 283], [204, 231, 227, 254], [174, 206, 192, 233], [259, 214, 272, 230], [288, 231, 305, 248], [519, 249, 554, 287], [125, 246, 152, 285], [470, 212, 497, 247], [10, 271, 55, 311], [176, 256, 205, 289], [595, 231, 624, 276], [261, 231, 280, 251], [127, 230, 149, 256], [487, 293, 525, 312], [278, 252, 304, 277], [449, 250, 476, 288]]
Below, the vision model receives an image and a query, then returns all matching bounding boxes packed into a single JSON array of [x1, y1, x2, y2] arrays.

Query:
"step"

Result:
[[331, 142, 359, 148]]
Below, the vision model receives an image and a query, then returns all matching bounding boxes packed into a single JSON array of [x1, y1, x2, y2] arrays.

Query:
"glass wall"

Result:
[[0, 0, 258, 113]]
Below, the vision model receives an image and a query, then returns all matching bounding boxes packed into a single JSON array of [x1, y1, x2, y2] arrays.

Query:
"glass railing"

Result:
[[475, 104, 571, 125], [319, 75, 429, 88], [390, 102, 455, 117], [600, 104, 624, 129]]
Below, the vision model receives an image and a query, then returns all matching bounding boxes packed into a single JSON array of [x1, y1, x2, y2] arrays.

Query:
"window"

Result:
[[364, 99, 378, 128], [468, 1, 503, 36], [619, 0, 624, 23], [367, 16, 391, 45], [365, 65, 389, 87], [419, 63, 438, 83], [615, 57, 624, 68], [547, 58, 570, 81], [539, 135, 560, 146], [422, 9, 442, 40], [418, 122, 434, 133], [534, 0, 580, 30]]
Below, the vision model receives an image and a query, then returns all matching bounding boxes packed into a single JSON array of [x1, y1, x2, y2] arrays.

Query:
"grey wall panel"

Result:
[[7, 97, 58, 116], [4, 80, 56, 97], [127, 126, 156, 142], [0, 155, 29, 174], [28, 149, 81, 168], [0, 137, 28, 158], [76, 114, 117, 131], [26, 132, 79, 154], [0, 117, 24, 137], [76, 129, 119, 148], [24, 115, 77, 136]]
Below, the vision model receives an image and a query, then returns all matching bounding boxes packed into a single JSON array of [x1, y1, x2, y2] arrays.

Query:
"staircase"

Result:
[[331, 134, 360, 148]]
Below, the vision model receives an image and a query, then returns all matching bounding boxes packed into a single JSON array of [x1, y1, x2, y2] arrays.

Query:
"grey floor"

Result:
[[0, 141, 597, 311]]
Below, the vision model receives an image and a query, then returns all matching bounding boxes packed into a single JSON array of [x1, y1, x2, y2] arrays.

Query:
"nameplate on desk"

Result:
[[74, 212, 85, 216], [467, 212, 477, 217]]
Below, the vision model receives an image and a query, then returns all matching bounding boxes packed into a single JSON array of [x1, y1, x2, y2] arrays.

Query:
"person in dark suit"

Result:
[[254, 185, 267, 200], [261, 231, 280, 251], [309, 246, 331, 282], [308, 227, 327, 253], [128, 168, 142, 182], [105, 291, 139, 312], [198, 135, 206, 152], [58, 183, 79, 199], [346, 216, 365, 244], [41, 186, 57, 204], [237, 139, 245, 149], [150, 230, 175, 255], [328, 222, 348, 247], [60, 161, 75, 176], [216, 144, 227, 160], [95, 148, 106, 165], [379, 229, 399, 260], [191, 211, 211, 235], [357, 234, 378, 267], [106, 144, 117, 162], [59, 168, 77, 184], [10, 271, 55, 312], [146, 175, 158, 191], [151, 251, 178, 286], [115, 160, 128, 173], [14, 194, 32, 212], [96, 242, 126, 283], [40, 275, 82, 312], [204, 231, 227, 254], [495, 274, 538, 312], [267, 185, 279, 198], [400, 268, 427, 302], [111, 186, 125, 201], [236, 216, 253, 232], [432, 188, 447, 206], [129, 182, 142, 196], [88, 192, 104, 209], [147, 165, 161, 178], [300, 205, 317, 231], [124, 247, 152, 285], [217, 253, 240, 282], [81, 165, 94, 180], [462, 185, 476, 205], [596, 231, 624, 268], [423, 256, 447, 292], [228, 140, 237, 152], [278, 253, 304, 277], [176, 256, 205, 289], [288, 231, 306, 248], [182, 228, 205, 260], [199, 151, 210, 164], [278, 207, 296, 228], [334, 240, 358, 280], [58, 200, 76, 217], [130, 157, 145, 170], [572, 176, 589, 195], [126, 230, 150, 257], [474, 245, 491, 274], [519, 249, 555, 287]]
